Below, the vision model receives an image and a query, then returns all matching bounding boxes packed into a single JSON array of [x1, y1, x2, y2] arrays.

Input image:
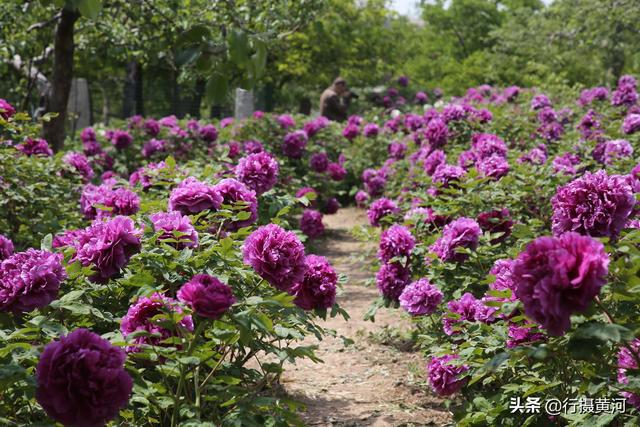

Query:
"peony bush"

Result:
[[354, 77, 640, 425], [0, 102, 352, 425]]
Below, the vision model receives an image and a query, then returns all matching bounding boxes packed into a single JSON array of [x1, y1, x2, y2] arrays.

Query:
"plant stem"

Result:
[[171, 320, 207, 427]]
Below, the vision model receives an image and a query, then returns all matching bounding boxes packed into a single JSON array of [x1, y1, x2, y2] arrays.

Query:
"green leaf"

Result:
[[77, 0, 102, 19], [41, 233, 53, 251], [228, 29, 249, 66], [206, 74, 228, 104], [568, 323, 633, 360], [484, 352, 509, 371]]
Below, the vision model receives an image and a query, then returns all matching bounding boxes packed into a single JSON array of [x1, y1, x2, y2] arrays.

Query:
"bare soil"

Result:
[[281, 207, 453, 426]]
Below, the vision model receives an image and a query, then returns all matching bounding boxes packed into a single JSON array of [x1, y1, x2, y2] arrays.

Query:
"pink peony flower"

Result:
[[513, 232, 609, 336]]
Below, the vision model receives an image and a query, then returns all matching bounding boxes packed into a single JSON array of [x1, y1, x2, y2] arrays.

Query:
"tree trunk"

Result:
[[189, 79, 206, 118], [171, 68, 182, 117], [42, 8, 79, 152], [100, 83, 110, 125], [122, 61, 144, 118]]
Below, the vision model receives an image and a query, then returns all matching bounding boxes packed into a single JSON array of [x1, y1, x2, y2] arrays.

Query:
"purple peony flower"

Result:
[[310, 152, 330, 172], [612, 83, 638, 107], [473, 108, 493, 123], [531, 94, 551, 110], [442, 292, 496, 334], [300, 209, 324, 239], [442, 104, 467, 123], [80, 127, 97, 143], [504, 86, 520, 101], [236, 152, 279, 195], [399, 278, 443, 316], [323, 197, 341, 214], [477, 155, 510, 179], [551, 170, 635, 239], [0, 234, 14, 260], [52, 229, 84, 249], [489, 259, 516, 297], [198, 124, 218, 143], [378, 225, 415, 263], [506, 324, 546, 348], [430, 217, 481, 262], [367, 198, 399, 227], [398, 75, 409, 87], [16, 138, 53, 157], [537, 107, 558, 124], [141, 138, 166, 158], [110, 130, 133, 150], [83, 139, 103, 156], [303, 117, 329, 137], [376, 262, 410, 300], [121, 292, 193, 352], [80, 184, 140, 220], [243, 139, 264, 154], [292, 255, 337, 310], [578, 87, 608, 106], [423, 118, 449, 148], [149, 211, 198, 248], [63, 152, 94, 181], [277, 114, 295, 129], [220, 117, 234, 128], [363, 169, 386, 197], [363, 123, 380, 138], [388, 141, 407, 160], [415, 91, 428, 104], [36, 328, 132, 427], [427, 354, 469, 396], [224, 141, 242, 158], [623, 113, 640, 134], [518, 145, 547, 165], [513, 232, 609, 336], [342, 123, 360, 140], [159, 115, 178, 128], [617, 339, 640, 409], [457, 150, 477, 170], [214, 178, 258, 231], [72, 216, 142, 283], [0, 98, 16, 119], [577, 110, 602, 140], [242, 224, 306, 292], [143, 119, 160, 137], [355, 190, 370, 207], [552, 153, 581, 175], [423, 150, 446, 176], [128, 115, 143, 128], [327, 162, 347, 181], [282, 130, 308, 158], [432, 163, 466, 188], [593, 139, 634, 164], [168, 177, 222, 215], [0, 249, 65, 314], [178, 274, 235, 319], [471, 133, 507, 160], [537, 121, 564, 142]]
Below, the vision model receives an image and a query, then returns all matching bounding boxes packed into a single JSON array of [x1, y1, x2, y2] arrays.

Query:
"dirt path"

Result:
[[282, 207, 452, 426]]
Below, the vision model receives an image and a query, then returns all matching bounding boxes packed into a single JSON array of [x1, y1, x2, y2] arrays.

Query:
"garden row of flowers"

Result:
[[0, 102, 363, 425], [350, 76, 640, 425]]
